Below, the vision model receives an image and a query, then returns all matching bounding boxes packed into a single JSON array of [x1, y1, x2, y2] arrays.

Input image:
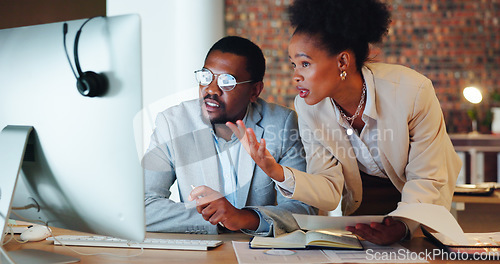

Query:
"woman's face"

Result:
[[288, 33, 340, 105]]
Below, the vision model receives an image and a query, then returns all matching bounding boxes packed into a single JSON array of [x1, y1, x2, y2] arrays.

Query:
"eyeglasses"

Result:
[[194, 68, 253, 91]]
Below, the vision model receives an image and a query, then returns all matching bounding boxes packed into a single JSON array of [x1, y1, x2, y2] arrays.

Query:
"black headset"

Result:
[[63, 17, 108, 97]]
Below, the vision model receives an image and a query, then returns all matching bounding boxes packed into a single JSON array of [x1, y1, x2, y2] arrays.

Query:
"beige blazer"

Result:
[[288, 63, 461, 215]]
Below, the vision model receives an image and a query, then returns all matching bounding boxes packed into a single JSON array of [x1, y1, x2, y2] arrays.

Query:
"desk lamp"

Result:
[[463, 86, 482, 134]]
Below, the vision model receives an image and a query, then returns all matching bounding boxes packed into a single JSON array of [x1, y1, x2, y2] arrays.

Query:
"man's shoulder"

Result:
[[155, 99, 205, 131], [251, 99, 300, 134], [160, 98, 199, 115], [255, 98, 295, 117]]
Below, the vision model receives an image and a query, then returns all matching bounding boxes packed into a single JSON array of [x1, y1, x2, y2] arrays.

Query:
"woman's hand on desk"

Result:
[[346, 217, 407, 245], [226, 120, 284, 182], [189, 185, 259, 231]]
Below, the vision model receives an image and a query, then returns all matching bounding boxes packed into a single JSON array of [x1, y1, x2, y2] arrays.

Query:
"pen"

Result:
[[190, 185, 205, 199], [190, 185, 225, 228]]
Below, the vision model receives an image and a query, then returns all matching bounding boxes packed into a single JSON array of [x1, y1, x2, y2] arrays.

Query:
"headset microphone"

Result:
[[63, 17, 108, 97]]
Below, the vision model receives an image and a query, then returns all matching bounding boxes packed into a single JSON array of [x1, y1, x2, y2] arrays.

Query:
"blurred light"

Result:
[[463, 86, 482, 104]]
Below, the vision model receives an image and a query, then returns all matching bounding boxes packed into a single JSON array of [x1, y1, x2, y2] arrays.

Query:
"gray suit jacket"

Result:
[[143, 98, 317, 236]]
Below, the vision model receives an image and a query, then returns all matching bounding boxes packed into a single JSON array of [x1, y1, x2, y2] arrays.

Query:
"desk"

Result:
[[3, 229, 243, 264], [2, 228, 499, 263], [452, 190, 500, 233], [449, 133, 500, 183]]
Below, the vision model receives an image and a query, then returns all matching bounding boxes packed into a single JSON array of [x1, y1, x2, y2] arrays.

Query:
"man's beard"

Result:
[[202, 94, 231, 124], [209, 115, 230, 124], [200, 109, 230, 125]]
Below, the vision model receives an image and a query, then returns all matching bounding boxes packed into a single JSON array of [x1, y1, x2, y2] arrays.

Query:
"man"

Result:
[[142, 36, 317, 236]]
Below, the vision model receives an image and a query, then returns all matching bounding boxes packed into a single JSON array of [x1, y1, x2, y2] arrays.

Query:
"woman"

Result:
[[228, 0, 461, 245]]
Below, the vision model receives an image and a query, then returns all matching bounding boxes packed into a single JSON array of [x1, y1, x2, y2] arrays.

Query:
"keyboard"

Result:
[[47, 235, 224, 251]]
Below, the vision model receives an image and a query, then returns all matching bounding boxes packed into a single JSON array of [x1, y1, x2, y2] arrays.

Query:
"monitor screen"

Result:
[[0, 14, 145, 243]]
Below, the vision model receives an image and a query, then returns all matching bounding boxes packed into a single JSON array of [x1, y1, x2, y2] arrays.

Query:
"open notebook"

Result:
[[250, 229, 363, 250], [250, 215, 385, 250]]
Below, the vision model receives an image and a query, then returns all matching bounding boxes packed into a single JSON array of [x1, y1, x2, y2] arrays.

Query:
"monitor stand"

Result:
[[0, 125, 80, 264]]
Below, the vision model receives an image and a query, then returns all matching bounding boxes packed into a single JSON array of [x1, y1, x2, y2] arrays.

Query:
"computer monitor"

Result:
[[0, 14, 145, 261]]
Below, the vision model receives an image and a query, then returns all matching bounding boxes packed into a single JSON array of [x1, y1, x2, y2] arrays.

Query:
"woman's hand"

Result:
[[226, 120, 284, 181], [346, 217, 408, 245]]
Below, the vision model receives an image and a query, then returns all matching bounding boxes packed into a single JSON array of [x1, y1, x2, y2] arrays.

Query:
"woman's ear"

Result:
[[337, 51, 351, 71], [250, 81, 264, 102]]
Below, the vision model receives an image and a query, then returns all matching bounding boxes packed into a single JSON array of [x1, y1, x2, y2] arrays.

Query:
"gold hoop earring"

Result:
[[340, 71, 347, 81]]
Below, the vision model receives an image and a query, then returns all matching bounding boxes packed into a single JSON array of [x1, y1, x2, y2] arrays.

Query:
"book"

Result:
[[250, 229, 363, 250], [422, 227, 500, 260]]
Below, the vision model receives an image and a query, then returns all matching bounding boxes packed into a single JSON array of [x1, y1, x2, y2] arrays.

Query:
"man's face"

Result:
[[199, 50, 261, 124]]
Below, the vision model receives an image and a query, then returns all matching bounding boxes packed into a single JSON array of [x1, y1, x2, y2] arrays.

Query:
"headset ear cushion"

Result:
[[77, 71, 108, 97]]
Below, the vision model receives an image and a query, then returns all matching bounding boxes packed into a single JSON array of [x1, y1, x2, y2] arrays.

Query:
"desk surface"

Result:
[[453, 190, 500, 204], [3, 228, 499, 263]]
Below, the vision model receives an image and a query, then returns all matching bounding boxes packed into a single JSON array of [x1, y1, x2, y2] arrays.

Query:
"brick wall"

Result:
[[225, 0, 500, 133]]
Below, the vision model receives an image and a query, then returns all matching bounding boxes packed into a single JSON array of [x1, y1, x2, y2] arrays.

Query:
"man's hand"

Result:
[[226, 120, 284, 181], [346, 217, 407, 245], [188, 185, 260, 231]]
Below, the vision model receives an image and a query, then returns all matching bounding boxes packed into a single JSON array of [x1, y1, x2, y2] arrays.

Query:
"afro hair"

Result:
[[288, 0, 391, 70]]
